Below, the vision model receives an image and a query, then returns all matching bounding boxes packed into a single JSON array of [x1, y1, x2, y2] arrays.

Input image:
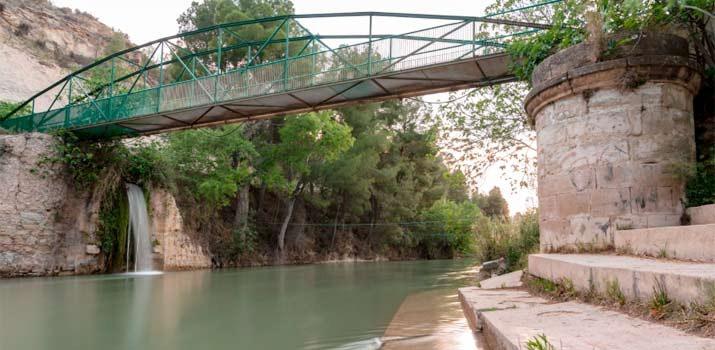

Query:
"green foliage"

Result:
[[474, 209, 539, 271], [476, 187, 510, 218], [96, 186, 129, 271], [650, 278, 672, 317], [525, 334, 555, 350], [274, 111, 355, 181], [0, 101, 32, 119], [497, 0, 715, 82], [164, 126, 257, 207], [528, 276, 558, 293], [686, 157, 715, 207], [37, 130, 169, 189], [437, 83, 536, 191], [606, 279, 627, 306], [414, 200, 480, 258], [505, 0, 586, 81], [176, 0, 295, 71]]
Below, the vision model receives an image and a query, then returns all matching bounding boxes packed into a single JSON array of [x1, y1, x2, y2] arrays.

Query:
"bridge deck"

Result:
[[80, 53, 513, 138]]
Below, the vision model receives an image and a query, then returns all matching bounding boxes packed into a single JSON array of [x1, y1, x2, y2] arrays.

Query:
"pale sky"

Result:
[[50, 0, 536, 213]]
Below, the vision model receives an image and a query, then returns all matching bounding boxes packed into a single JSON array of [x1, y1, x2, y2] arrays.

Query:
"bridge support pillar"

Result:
[[525, 33, 701, 252]]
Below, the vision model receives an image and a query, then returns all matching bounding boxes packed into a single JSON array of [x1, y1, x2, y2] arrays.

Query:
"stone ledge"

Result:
[[525, 55, 701, 120], [529, 253, 715, 305], [479, 300, 715, 350], [687, 204, 715, 225], [531, 33, 690, 84], [457, 288, 548, 332], [615, 224, 715, 262]]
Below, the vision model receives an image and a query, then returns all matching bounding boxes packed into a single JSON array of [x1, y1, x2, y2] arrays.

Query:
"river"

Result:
[[0, 259, 479, 350]]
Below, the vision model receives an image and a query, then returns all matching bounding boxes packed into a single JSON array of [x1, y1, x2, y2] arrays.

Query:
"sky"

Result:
[[50, 0, 536, 213]]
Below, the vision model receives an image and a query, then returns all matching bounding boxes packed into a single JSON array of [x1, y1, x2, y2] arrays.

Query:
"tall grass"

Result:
[[473, 209, 539, 272]]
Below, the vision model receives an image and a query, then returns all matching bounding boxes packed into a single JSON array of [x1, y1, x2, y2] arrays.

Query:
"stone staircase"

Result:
[[459, 204, 715, 349]]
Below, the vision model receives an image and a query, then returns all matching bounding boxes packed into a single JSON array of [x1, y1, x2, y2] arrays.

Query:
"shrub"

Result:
[[0, 3, 5, 14], [0, 101, 31, 119], [474, 209, 539, 272], [413, 200, 480, 258], [14, 22, 30, 37], [670, 153, 715, 208]]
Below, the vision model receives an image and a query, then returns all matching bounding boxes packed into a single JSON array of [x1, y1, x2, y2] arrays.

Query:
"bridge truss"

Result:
[[0, 2, 558, 139]]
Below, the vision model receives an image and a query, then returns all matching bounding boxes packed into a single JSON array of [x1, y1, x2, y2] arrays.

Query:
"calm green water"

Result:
[[0, 259, 475, 350]]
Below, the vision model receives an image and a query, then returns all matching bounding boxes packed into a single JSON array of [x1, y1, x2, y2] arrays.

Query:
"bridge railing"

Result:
[[1, 6, 557, 135]]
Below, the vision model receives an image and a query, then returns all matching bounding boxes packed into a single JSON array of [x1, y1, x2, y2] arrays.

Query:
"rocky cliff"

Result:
[[0, 0, 132, 109]]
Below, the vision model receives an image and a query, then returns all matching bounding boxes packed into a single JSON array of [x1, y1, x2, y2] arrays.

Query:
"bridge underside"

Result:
[[76, 53, 513, 138]]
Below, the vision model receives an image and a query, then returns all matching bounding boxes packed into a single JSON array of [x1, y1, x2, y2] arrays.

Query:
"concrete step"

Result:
[[615, 224, 715, 262], [459, 288, 715, 350], [687, 204, 715, 225], [529, 253, 715, 305], [477, 270, 524, 289]]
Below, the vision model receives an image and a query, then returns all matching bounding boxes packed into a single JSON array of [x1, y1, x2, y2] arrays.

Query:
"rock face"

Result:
[[525, 33, 701, 252], [150, 188, 212, 270], [0, 133, 211, 277], [0, 0, 132, 109], [0, 133, 101, 276]]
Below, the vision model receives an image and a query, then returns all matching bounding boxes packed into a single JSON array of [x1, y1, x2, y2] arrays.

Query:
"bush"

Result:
[[670, 154, 715, 208], [0, 101, 31, 119], [0, 3, 5, 14], [413, 200, 480, 259], [14, 23, 30, 37], [685, 156, 715, 207], [474, 209, 539, 272], [38, 130, 171, 190]]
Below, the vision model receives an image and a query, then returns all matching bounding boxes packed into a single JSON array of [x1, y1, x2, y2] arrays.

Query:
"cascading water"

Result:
[[126, 183, 154, 272]]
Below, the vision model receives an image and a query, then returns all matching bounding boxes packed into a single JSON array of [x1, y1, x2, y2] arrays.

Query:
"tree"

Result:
[[416, 199, 480, 258], [272, 111, 354, 253], [177, 0, 296, 71], [478, 187, 510, 218]]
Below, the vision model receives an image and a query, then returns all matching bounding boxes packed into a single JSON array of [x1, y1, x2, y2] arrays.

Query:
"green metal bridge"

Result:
[[0, 3, 556, 139]]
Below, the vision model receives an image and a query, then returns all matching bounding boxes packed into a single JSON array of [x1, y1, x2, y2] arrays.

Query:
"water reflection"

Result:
[[0, 259, 475, 350]]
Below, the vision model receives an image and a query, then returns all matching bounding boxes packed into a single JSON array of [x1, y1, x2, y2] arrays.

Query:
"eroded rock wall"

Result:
[[150, 188, 212, 270]]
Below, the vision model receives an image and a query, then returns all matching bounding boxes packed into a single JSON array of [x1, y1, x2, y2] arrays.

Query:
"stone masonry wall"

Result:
[[0, 133, 102, 276], [150, 188, 212, 270], [535, 83, 696, 250], [525, 33, 700, 252]]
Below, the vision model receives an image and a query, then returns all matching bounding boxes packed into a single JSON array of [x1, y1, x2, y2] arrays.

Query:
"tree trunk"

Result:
[[331, 200, 342, 249], [234, 184, 250, 242], [278, 182, 303, 252]]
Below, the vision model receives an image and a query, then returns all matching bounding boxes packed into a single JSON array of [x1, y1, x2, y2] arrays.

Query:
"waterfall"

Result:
[[126, 184, 154, 272]]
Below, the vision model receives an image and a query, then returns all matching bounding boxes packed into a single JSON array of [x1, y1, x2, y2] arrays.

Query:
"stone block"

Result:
[[631, 186, 659, 213], [595, 163, 634, 189], [686, 204, 715, 225], [590, 188, 631, 216], [615, 224, 715, 261], [568, 215, 612, 245], [477, 270, 524, 289], [661, 84, 693, 112], [627, 108, 643, 136], [557, 192, 591, 217], [539, 195, 558, 221], [646, 214, 681, 227], [480, 298, 715, 350], [529, 254, 715, 305], [568, 166, 594, 192], [85, 244, 100, 255]]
